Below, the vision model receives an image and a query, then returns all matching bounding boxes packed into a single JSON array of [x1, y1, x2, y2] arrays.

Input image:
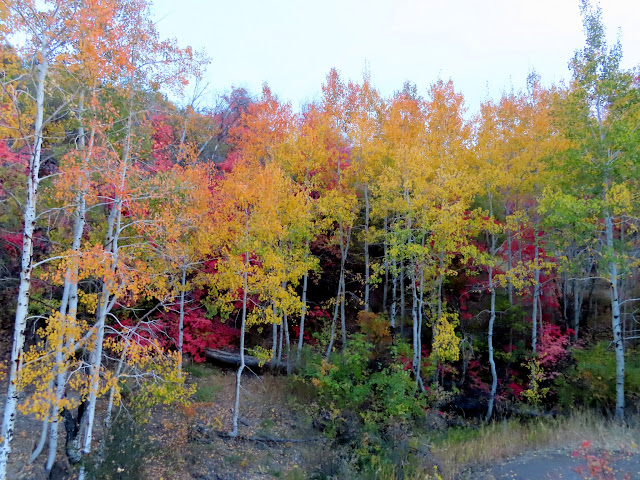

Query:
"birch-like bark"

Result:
[[277, 312, 284, 365], [325, 277, 341, 361], [78, 107, 131, 480], [485, 194, 498, 423], [411, 262, 420, 388], [230, 251, 249, 437], [531, 243, 540, 353], [485, 263, 498, 422], [29, 417, 49, 464], [47, 124, 92, 472], [177, 265, 187, 372], [506, 204, 514, 307], [399, 259, 406, 328], [271, 304, 278, 368], [382, 216, 389, 314], [605, 212, 625, 420], [326, 222, 349, 359], [0, 37, 50, 480], [363, 184, 370, 311], [390, 258, 397, 329], [284, 313, 291, 374], [296, 272, 308, 361], [340, 227, 351, 353], [296, 240, 310, 363], [416, 265, 425, 392]]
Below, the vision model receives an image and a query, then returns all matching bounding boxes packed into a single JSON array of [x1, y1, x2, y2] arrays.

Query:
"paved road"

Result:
[[474, 449, 640, 480]]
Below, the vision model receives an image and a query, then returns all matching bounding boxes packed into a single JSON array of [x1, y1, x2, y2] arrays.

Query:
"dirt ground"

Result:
[[6, 365, 327, 480], [5, 364, 640, 480]]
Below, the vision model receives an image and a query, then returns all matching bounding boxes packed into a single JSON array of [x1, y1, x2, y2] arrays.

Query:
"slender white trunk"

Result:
[[382, 216, 389, 314], [411, 258, 419, 386], [326, 223, 349, 359], [433, 253, 444, 384], [325, 278, 341, 361], [485, 264, 497, 422], [506, 204, 513, 306], [78, 108, 131, 479], [277, 312, 284, 364], [363, 184, 370, 311], [399, 259, 405, 325], [29, 416, 49, 464], [271, 303, 278, 368], [48, 108, 93, 473], [104, 336, 131, 432], [230, 252, 249, 437], [178, 265, 187, 372], [0, 39, 50, 480], [605, 213, 625, 420], [340, 228, 351, 353], [296, 269, 308, 363], [532, 243, 540, 353], [390, 258, 397, 329], [284, 313, 291, 374], [486, 193, 498, 423], [417, 265, 425, 392]]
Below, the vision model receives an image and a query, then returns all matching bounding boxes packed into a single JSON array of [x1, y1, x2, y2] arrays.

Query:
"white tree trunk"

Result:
[[531, 243, 540, 353], [485, 264, 498, 423], [382, 216, 389, 314], [78, 108, 131, 479], [47, 97, 92, 473], [0, 39, 49, 480], [390, 258, 397, 329], [363, 184, 370, 311], [605, 213, 625, 420], [296, 268, 308, 363], [178, 265, 187, 372], [485, 194, 498, 423], [230, 252, 249, 437]]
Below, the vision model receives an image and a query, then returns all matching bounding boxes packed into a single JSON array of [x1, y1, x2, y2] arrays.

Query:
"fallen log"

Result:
[[203, 348, 288, 370], [193, 424, 323, 444]]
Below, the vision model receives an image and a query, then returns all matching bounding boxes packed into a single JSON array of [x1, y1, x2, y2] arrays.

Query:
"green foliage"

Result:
[[84, 415, 150, 480], [554, 343, 640, 411], [300, 334, 423, 430]]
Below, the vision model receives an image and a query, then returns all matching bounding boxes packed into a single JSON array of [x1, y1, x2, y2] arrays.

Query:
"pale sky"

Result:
[[152, 0, 640, 114]]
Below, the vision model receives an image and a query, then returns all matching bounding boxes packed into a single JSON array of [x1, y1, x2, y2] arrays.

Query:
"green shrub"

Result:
[[300, 334, 423, 431], [554, 342, 640, 411], [84, 415, 150, 480]]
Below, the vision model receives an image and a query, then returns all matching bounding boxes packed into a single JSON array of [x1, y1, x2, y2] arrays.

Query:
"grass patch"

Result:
[[183, 362, 224, 403], [193, 383, 222, 402], [184, 362, 217, 378]]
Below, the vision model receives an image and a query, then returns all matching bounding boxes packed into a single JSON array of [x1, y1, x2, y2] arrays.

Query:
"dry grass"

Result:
[[431, 411, 640, 479]]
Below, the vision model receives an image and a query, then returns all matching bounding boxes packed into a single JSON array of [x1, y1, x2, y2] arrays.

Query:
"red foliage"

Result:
[[538, 323, 570, 375], [150, 114, 175, 172], [112, 308, 240, 363], [1, 232, 21, 255], [571, 441, 631, 480], [507, 382, 524, 399], [161, 308, 240, 362], [466, 360, 490, 393], [292, 306, 330, 346]]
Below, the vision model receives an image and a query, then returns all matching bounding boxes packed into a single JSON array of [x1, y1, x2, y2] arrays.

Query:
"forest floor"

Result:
[[5, 362, 640, 479]]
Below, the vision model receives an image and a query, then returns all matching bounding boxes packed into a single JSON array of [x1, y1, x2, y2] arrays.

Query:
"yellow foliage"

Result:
[[357, 311, 391, 345], [432, 311, 460, 364]]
